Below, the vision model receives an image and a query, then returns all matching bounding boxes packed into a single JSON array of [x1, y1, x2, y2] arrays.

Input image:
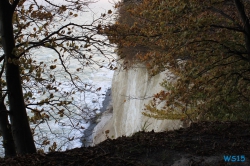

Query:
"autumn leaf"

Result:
[[108, 0, 250, 121]]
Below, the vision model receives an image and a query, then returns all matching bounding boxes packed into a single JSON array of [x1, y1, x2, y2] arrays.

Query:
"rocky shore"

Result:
[[81, 88, 112, 147]]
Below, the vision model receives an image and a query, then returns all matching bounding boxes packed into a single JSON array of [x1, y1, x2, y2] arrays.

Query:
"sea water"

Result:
[[0, 0, 119, 156]]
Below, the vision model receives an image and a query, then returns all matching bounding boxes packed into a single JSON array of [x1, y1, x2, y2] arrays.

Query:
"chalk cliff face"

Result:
[[92, 62, 183, 145]]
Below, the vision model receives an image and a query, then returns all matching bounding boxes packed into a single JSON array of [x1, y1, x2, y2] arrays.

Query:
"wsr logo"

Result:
[[224, 155, 245, 162]]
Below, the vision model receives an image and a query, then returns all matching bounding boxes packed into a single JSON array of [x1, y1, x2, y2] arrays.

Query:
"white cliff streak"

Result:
[[92, 62, 182, 145]]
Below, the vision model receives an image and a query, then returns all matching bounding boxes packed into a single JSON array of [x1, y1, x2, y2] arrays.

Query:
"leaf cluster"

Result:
[[0, 0, 116, 154], [108, 0, 250, 121]]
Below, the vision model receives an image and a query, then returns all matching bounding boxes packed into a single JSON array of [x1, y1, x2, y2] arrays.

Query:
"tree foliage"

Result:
[[0, 0, 115, 157], [107, 0, 250, 121]]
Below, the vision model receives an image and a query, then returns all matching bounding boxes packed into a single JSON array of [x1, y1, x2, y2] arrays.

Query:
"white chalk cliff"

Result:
[[92, 62, 183, 145]]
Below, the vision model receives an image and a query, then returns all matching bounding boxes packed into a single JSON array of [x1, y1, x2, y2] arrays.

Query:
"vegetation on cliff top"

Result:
[[1, 0, 250, 160], [106, 0, 250, 122]]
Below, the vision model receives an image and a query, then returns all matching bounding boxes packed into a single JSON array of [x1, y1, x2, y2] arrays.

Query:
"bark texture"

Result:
[[0, 0, 36, 154], [0, 99, 16, 157]]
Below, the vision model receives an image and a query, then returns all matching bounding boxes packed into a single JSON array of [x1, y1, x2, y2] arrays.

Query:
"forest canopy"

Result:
[[106, 0, 250, 121]]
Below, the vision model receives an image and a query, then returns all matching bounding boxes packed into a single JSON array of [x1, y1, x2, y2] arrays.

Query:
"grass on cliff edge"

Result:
[[0, 121, 249, 166]]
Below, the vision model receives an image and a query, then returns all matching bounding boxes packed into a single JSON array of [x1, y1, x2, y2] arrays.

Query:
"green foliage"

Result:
[[141, 119, 152, 132]]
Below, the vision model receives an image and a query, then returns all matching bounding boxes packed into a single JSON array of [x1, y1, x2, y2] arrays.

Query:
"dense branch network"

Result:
[[106, 0, 250, 121]]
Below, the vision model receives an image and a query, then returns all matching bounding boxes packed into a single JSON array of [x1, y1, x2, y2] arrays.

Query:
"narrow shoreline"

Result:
[[81, 88, 112, 147]]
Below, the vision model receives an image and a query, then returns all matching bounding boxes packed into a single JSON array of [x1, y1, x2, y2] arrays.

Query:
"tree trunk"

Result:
[[0, 99, 16, 157], [0, 0, 36, 154]]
